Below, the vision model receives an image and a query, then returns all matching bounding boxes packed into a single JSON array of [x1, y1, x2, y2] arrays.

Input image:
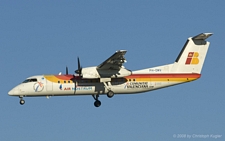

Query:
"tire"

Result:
[[94, 100, 101, 107], [20, 100, 25, 105], [107, 91, 114, 98]]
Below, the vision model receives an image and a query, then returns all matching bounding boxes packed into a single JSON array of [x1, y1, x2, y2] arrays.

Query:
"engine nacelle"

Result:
[[97, 67, 132, 78], [81, 67, 100, 78], [78, 66, 132, 79]]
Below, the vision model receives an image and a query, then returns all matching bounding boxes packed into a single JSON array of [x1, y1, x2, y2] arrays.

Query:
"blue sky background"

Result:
[[1, 1, 224, 140]]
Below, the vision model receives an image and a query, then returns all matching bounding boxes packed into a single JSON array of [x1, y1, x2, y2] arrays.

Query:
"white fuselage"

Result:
[[8, 71, 200, 97]]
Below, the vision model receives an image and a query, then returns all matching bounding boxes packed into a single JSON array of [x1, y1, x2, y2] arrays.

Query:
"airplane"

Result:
[[8, 33, 212, 107]]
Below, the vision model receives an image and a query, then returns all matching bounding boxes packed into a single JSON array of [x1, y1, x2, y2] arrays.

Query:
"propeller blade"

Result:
[[66, 66, 68, 75], [75, 57, 82, 75], [78, 57, 81, 71]]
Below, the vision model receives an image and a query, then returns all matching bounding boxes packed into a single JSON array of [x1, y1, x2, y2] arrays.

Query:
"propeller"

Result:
[[75, 57, 82, 76], [66, 66, 68, 75]]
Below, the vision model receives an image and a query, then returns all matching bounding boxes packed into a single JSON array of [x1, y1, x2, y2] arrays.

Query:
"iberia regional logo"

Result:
[[185, 52, 199, 65], [33, 82, 44, 92]]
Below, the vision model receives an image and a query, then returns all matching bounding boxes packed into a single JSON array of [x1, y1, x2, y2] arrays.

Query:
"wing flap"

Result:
[[97, 50, 127, 70]]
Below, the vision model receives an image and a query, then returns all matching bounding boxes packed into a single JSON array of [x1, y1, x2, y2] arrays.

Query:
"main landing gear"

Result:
[[19, 96, 25, 105], [107, 90, 114, 98], [92, 94, 101, 107], [92, 91, 115, 107], [103, 82, 114, 98]]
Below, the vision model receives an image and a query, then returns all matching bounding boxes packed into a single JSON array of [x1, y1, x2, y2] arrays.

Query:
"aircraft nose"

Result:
[[8, 89, 14, 95]]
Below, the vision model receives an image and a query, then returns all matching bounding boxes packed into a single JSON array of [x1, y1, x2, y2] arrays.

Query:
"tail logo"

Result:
[[185, 52, 199, 65]]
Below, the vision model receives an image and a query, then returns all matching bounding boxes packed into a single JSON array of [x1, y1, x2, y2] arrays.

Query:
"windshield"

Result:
[[22, 78, 37, 83]]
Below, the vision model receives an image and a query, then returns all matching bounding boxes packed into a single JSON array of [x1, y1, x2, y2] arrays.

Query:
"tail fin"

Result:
[[172, 33, 213, 74]]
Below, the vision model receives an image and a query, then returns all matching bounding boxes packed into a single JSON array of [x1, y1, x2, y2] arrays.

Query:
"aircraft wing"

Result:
[[97, 50, 127, 70]]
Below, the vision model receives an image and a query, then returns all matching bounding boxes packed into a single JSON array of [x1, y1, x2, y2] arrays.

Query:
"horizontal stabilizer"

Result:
[[192, 33, 213, 40]]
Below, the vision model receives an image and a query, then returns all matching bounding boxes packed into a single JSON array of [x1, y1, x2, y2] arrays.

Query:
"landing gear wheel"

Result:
[[107, 90, 114, 98], [20, 99, 25, 105], [94, 100, 101, 107], [92, 94, 101, 107]]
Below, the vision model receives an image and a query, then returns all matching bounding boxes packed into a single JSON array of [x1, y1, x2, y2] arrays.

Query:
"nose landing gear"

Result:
[[19, 96, 25, 105]]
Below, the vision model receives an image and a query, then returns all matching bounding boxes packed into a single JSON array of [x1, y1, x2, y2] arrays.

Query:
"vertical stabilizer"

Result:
[[172, 33, 212, 74]]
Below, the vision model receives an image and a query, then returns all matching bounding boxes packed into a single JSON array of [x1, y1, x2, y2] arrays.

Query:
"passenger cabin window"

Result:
[[22, 78, 37, 83]]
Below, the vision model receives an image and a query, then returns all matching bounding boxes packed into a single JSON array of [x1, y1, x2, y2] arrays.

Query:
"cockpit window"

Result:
[[22, 78, 37, 83]]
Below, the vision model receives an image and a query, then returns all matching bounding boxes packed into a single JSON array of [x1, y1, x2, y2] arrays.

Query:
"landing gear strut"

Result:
[[92, 94, 101, 107], [103, 82, 115, 98], [19, 96, 25, 105]]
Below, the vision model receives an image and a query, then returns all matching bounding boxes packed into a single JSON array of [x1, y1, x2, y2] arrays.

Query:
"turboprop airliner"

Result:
[[8, 33, 212, 107]]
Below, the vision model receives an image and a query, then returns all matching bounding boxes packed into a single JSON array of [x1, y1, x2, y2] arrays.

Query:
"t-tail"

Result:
[[172, 33, 213, 74], [133, 33, 213, 75]]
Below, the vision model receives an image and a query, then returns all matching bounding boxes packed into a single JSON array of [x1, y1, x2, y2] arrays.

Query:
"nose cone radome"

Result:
[[8, 89, 14, 96]]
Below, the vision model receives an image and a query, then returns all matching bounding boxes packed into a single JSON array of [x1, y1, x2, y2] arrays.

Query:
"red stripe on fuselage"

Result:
[[126, 73, 201, 78], [52, 73, 201, 80], [54, 75, 74, 80]]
